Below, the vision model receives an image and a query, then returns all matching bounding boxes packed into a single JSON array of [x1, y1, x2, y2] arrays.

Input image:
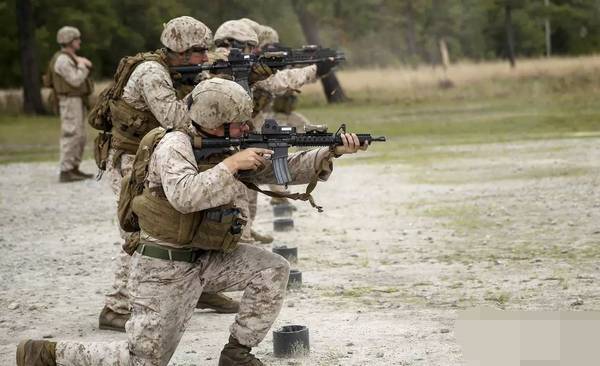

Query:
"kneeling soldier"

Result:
[[16, 78, 367, 366]]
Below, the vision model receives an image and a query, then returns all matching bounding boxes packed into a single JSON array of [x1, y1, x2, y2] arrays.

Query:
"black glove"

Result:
[[249, 63, 274, 84], [316, 57, 337, 77]]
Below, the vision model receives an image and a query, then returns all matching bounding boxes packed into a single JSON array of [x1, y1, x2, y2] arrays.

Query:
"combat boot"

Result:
[[196, 292, 240, 313], [72, 166, 94, 179], [16, 339, 56, 366], [58, 169, 86, 183], [250, 229, 274, 244], [98, 306, 129, 332], [218, 335, 263, 366]]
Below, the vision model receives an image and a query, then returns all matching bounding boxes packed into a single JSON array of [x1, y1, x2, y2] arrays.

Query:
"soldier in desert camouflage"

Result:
[[254, 22, 330, 207], [98, 16, 238, 333], [44, 26, 94, 182], [16, 78, 367, 366], [212, 19, 339, 243]]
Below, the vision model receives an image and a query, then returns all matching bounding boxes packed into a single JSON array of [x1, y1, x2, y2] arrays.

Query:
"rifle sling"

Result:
[[242, 176, 323, 213]]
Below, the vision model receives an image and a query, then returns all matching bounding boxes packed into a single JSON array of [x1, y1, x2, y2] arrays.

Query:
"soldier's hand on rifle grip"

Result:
[[249, 63, 274, 83], [223, 148, 274, 173], [316, 57, 337, 77], [334, 133, 368, 156]]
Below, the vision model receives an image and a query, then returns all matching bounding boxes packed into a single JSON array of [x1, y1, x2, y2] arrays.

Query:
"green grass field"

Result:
[[2, 60, 600, 165]]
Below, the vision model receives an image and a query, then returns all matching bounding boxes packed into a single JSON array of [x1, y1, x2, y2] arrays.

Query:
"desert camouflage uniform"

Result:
[[54, 54, 90, 172], [104, 60, 192, 316], [252, 64, 317, 99], [56, 130, 334, 366]]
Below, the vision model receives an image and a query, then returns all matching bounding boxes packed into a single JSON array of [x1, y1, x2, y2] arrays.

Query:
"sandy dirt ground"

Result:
[[1, 136, 599, 365]]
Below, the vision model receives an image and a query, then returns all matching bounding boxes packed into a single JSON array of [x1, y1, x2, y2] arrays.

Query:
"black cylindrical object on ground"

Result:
[[272, 246, 298, 264], [287, 269, 302, 289], [273, 203, 294, 218], [273, 325, 310, 358], [274, 218, 294, 231]]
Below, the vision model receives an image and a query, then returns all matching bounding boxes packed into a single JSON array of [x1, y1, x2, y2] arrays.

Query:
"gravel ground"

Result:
[[1, 136, 598, 365]]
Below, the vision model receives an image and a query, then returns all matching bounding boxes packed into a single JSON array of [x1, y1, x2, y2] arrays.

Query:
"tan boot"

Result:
[[98, 306, 129, 332], [218, 336, 263, 366], [72, 166, 94, 179], [196, 292, 240, 313], [250, 229, 273, 244], [58, 169, 86, 183], [16, 339, 56, 366]]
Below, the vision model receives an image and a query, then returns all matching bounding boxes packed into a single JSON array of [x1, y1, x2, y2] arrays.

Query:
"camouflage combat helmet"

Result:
[[214, 20, 258, 47], [160, 16, 212, 53], [189, 78, 253, 129], [56, 26, 81, 45], [238, 18, 262, 35], [258, 25, 279, 47]]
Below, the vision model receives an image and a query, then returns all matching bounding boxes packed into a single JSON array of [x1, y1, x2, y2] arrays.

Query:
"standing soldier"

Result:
[[95, 16, 237, 333], [44, 26, 94, 182], [16, 77, 368, 366]]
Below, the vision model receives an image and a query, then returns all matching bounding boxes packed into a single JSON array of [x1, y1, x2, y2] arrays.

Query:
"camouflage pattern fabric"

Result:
[[188, 78, 253, 129], [104, 149, 136, 315], [54, 54, 90, 171], [56, 244, 289, 365], [56, 26, 80, 44], [56, 341, 129, 366], [252, 64, 317, 97], [214, 20, 259, 46], [102, 58, 194, 314], [120, 61, 191, 130], [160, 16, 212, 53], [257, 25, 279, 48]]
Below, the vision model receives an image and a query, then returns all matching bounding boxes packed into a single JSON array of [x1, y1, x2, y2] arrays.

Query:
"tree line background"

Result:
[[4, 0, 600, 89]]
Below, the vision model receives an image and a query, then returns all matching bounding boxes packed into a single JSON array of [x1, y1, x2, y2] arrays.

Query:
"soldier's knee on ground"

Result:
[[128, 324, 171, 364]]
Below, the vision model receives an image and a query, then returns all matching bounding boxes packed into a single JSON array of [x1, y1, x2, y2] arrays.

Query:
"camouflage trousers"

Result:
[[58, 96, 87, 171], [56, 244, 290, 366], [103, 149, 136, 315]]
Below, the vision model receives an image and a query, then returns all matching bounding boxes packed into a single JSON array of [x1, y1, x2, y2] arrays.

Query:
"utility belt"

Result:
[[135, 243, 206, 263], [132, 188, 245, 253]]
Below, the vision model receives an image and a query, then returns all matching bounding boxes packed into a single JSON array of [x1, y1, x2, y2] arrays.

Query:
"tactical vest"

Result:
[[252, 87, 273, 116], [108, 50, 170, 155], [119, 128, 245, 253], [89, 49, 183, 170], [272, 92, 298, 115], [44, 51, 93, 97]]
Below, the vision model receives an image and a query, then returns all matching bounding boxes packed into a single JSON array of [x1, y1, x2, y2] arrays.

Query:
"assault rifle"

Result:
[[193, 119, 385, 186], [170, 46, 345, 92]]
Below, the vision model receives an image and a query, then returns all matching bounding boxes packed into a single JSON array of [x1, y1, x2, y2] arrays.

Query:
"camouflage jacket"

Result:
[[121, 61, 191, 130]]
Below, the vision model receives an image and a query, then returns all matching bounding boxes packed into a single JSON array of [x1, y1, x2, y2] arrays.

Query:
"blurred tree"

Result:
[[3, 0, 600, 90], [16, 0, 45, 114], [291, 0, 348, 103], [504, 0, 517, 68]]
